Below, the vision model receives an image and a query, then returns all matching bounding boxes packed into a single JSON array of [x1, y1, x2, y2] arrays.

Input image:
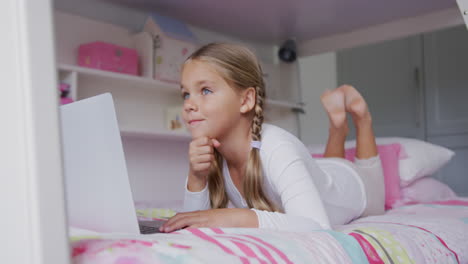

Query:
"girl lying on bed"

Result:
[[160, 43, 385, 233]]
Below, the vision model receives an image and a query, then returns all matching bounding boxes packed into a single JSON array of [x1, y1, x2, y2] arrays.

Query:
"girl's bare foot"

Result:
[[320, 89, 348, 131], [338, 85, 372, 125]]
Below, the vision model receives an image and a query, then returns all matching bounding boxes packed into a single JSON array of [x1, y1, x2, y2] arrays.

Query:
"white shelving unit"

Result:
[[58, 64, 179, 93], [53, 11, 304, 141], [57, 63, 304, 141], [58, 64, 304, 109]]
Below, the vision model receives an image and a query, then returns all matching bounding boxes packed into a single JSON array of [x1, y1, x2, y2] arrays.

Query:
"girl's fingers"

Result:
[[189, 146, 212, 157], [164, 215, 202, 232], [193, 136, 210, 147], [192, 162, 211, 172], [189, 155, 212, 166], [211, 139, 221, 148], [196, 145, 214, 155], [160, 213, 189, 231], [188, 224, 201, 229], [194, 154, 214, 163]]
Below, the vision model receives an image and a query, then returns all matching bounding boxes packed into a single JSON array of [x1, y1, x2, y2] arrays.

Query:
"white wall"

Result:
[[121, 137, 189, 203], [298, 52, 337, 146]]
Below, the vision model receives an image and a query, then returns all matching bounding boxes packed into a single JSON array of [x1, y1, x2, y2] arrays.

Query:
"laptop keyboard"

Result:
[[138, 219, 166, 234], [139, 224, 162, 234]]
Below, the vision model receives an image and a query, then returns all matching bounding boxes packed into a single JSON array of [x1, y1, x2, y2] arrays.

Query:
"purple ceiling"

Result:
[[108, 0, 457, 43]]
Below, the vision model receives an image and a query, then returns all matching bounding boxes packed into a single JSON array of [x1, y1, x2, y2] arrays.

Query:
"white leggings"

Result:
[[315, 155, 385, 227]]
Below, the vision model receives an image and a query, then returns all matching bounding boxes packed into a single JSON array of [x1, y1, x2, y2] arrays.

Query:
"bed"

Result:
[[70, 197, 468, 264]]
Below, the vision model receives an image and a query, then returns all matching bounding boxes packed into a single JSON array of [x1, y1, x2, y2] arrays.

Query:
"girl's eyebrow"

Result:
[[194, 80, 212, 87], [180, 80, 213, 90]]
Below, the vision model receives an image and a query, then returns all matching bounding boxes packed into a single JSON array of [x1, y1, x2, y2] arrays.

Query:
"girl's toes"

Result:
[[321, 89, 347, 128], [339, 85, 371, 122]]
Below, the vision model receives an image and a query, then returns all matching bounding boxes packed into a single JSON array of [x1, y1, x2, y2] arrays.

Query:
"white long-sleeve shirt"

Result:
[[183, 124, 367, 232]]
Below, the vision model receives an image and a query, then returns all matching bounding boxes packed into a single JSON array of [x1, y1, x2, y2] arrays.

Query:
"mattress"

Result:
[[70, 198, 468, 263]]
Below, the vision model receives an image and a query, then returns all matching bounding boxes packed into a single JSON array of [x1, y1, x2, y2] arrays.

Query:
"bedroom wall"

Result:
[[296, 5, 464, 145], [298, 52, 337, 146], [299, 25, 468, 197], [53, 0, 276, 64], [297, 6, 465, 147]]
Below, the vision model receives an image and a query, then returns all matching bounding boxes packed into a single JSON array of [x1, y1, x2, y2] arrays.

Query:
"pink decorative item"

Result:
[[61, 97, 74, 105], [312, 143, 405, 210], [59, 82, 74, 105], [60, 83, 70, 91], [77, 41, 139, 76], [392, 177, 458, 208]]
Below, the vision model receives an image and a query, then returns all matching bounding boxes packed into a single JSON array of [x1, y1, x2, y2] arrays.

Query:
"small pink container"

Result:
[[60, 97, 74, 105], [59, 83, 70, 92], [58, 82, 74, 105], [77, 41, 139, 76]]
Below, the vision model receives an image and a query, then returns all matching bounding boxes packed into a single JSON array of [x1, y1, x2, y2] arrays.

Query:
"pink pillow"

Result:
[[392, 177, 457, 207], [312, 143, 405, 210]]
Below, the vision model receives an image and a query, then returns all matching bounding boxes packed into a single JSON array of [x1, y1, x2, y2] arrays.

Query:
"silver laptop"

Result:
[[60, 93, 165, 234]]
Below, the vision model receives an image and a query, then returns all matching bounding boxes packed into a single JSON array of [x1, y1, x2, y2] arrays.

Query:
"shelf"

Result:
[[120, 128, 191, 141], [266, 99, 304, 111], [57, 64, 304, 111], [58, 64, 180, 93], [57, 64, 305, 140]]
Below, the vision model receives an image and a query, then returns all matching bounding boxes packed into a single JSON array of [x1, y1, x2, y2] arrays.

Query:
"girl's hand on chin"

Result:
[[188, 136, 221, 181], [159, 208, 257, 233]]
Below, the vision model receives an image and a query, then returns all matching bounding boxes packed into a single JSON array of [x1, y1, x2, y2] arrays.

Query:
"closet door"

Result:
[[423, 25, 468, 196], [424, 25, 468, 136], [336, 36, 425, 140]]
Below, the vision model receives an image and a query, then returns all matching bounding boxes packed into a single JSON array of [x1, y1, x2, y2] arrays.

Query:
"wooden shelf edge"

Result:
[[266, 99, 304, 111], [120, 128, 191, 141], [57, 64, 179, 92]]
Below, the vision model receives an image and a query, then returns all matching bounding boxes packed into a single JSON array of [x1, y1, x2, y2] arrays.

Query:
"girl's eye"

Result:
[[202, 88, 212, 95], [182, 92, 190, 100]]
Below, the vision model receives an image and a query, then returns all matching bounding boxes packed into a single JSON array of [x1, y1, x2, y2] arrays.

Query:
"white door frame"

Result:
[[0, 0, 70, 263], [457, 0, 468, 29]]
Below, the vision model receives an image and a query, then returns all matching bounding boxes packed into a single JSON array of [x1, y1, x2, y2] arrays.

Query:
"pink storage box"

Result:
[[77, 41, 139, 76]]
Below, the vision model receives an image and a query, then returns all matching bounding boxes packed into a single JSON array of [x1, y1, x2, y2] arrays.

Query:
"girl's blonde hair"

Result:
[[184, 43, 278, 212]]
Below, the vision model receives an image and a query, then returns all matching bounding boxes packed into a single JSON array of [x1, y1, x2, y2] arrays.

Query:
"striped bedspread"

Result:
[[71, 198, 468, 263]]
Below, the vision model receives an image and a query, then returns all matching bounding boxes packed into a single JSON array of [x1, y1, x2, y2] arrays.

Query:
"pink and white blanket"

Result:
[[71, 198, 468, 263]]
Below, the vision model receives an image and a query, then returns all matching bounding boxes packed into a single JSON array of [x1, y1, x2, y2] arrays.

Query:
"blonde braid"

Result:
[[252, 86, 264, 141], [208, 150, 229, 209], [243, 86, 279, 212]]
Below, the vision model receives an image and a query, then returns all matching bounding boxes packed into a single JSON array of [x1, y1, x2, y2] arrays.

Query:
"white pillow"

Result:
[[307, 137, 455, 187], [393, 176, 458, 208]]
